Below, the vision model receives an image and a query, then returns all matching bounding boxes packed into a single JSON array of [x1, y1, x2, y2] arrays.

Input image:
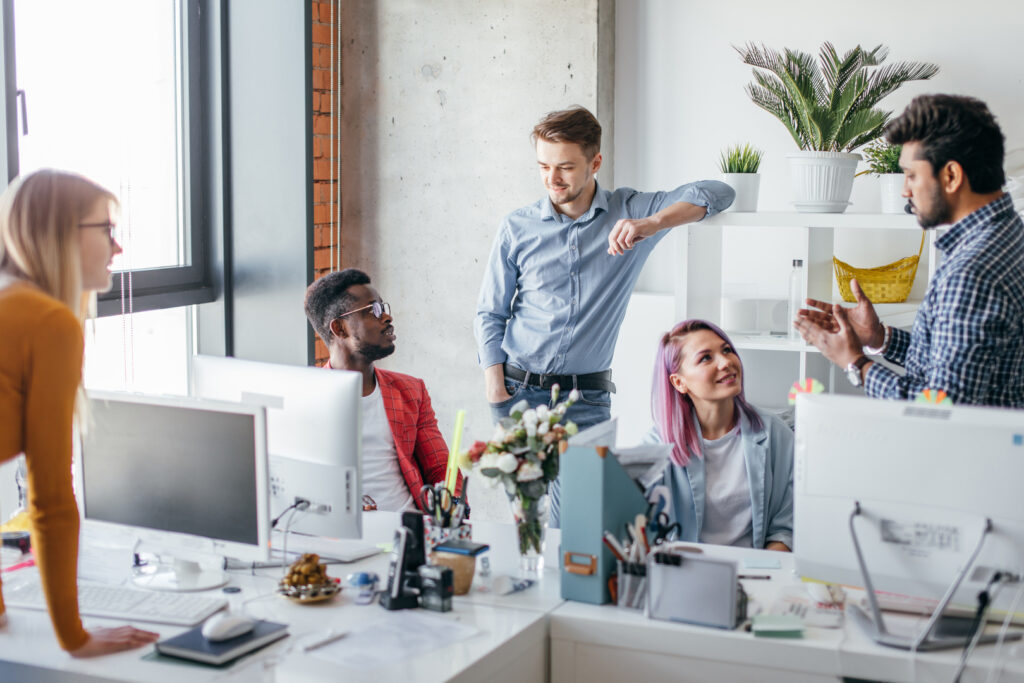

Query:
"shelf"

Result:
[[704, 211, 920, 230], [728, 332, 821, 353]]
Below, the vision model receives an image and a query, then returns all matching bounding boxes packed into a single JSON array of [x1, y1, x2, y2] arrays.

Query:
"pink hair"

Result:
[[651, 319, 763, 467]]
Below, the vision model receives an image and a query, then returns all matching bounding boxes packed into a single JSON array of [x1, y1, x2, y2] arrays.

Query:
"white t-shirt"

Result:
[[360, 384, 415, 512], [700, 424, 754, 548]]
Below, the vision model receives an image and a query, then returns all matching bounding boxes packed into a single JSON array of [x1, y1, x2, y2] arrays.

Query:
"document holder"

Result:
[[646, 547, 747, 629], [560, 444, 648, 604]]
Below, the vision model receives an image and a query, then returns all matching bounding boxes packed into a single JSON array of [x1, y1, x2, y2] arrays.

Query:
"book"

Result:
[[432, 539, 489, 556], [155, 620, 289, 666]]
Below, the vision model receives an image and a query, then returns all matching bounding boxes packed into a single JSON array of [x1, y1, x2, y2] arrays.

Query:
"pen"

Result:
[[302, 629, 349, 652], [738, 574, 771, 580], [602, 531, 626, 562]]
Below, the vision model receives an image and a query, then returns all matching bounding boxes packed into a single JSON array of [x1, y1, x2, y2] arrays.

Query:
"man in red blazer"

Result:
[[304, 269, 458, 512]]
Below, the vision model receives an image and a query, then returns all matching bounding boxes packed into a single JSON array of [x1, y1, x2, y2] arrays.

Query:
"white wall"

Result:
[[611, 0, 1024, 434], [617, 0, 1024, 294]]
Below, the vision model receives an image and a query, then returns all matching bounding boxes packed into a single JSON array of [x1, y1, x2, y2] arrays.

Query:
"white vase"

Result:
[[786, 151, 861, 213], [878, 173, 906, 214], [719, 173, 760, 212]]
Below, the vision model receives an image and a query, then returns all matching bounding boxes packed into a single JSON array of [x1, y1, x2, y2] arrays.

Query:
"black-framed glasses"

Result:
[[78, 221, 118, 244], [335, 300, 391, 321]]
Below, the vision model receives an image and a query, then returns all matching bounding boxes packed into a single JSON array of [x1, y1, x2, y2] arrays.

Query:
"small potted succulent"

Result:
[[719, 143, 763, 212], [860, 140, 905, 213]]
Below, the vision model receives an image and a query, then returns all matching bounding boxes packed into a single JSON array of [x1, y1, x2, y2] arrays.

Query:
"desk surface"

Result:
[[5, 522, 1024, 683], [0, 514, 562, 683]]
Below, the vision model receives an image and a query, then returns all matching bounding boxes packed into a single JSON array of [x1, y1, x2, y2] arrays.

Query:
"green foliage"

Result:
[[860, 140, 903, 175], [719, 143, 764, 173], [736, 42, 938, 152]]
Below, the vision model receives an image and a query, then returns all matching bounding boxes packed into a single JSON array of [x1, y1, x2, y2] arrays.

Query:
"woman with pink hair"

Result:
[[648, 319, 793, 550]]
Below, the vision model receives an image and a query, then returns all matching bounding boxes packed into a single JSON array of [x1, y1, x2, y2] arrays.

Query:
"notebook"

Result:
[[155, 620, 289, 666]]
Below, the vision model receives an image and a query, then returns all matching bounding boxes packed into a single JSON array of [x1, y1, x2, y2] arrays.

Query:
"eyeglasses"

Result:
[[335, 300, 391, 321], [78, 221, 118, 244]]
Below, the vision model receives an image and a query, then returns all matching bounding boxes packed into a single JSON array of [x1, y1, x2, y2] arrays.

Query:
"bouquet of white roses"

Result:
[[461, 386, 579, 556]]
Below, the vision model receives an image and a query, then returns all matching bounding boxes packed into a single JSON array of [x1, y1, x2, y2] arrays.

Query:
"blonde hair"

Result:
[[0, 169, 118, 321]]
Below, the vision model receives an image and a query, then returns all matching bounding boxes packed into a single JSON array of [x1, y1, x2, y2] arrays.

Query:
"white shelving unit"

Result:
[[610, 211, 937, 435], [673, 211, 936, 408]]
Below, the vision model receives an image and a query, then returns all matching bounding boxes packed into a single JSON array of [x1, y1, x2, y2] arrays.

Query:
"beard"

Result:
[[914, 183, 954, 229], [549, 183, 585, 206], [355, 339, 395, 362]]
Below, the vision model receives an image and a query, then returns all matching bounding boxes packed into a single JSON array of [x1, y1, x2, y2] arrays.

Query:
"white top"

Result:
[[360, 384, 414, 511], [699, 425, 753, 548]]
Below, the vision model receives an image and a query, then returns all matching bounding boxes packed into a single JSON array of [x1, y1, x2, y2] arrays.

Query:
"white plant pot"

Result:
[[719, 173, 760, 212], [786, 151, 861, 213], [878, 173, 906, 214]]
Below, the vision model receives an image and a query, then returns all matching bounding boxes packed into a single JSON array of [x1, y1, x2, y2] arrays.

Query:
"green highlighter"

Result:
[[751, 614, 805, 638]]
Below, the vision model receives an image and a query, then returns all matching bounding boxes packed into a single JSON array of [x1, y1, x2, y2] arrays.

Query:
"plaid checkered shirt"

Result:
[[864, 193, 1024, 406]]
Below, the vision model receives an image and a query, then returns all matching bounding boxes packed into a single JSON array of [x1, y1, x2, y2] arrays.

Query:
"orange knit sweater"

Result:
[[0, 281, 89, 651]]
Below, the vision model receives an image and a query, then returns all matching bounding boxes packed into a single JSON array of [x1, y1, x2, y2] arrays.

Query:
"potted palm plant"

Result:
[[736, 42, 937, 213], [860, 141, 905, 213], [719, 143, 763, 212]]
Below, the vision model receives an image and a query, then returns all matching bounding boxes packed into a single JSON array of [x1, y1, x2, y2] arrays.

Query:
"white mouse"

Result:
[[201, 612, 256, 642]]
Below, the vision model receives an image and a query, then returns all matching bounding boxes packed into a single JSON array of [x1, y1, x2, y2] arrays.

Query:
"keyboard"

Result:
[[5, 580, 227, 626], [272, 531, 381, 563]]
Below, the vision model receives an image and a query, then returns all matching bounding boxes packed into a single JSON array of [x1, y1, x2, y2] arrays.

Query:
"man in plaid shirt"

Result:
[[796, 95, 1024, 406], [305, 269, 457, 512]]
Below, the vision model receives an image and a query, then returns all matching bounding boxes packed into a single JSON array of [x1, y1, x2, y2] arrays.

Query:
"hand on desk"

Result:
[[70, 626, 159, 658]]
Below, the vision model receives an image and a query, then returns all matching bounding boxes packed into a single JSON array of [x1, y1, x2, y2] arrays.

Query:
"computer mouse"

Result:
[[201, 612, 256, 642]]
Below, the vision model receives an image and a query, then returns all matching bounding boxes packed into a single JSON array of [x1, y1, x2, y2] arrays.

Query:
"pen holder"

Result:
[[429, 551, 475, 595], [423, 517, 472, 554], [615, 560, 648, 610]]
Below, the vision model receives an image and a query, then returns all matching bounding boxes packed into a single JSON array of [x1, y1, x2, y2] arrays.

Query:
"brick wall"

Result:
[[311, 0, 339, 364]]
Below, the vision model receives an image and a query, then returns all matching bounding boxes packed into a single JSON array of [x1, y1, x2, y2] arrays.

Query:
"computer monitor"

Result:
[[190, 355, 362, 539], [794, 393, 1024, 648], [77, 391, 270, 591]]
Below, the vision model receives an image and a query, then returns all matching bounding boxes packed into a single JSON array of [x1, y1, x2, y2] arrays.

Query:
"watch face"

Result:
[[846, 365, 863, 387]]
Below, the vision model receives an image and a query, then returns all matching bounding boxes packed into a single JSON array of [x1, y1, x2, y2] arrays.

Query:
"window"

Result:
[[6, 0, 214, 317]]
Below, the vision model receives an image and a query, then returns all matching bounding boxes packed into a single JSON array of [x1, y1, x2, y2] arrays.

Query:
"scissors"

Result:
[[420, 484, 453, 526], [650, 511, 681, 545]]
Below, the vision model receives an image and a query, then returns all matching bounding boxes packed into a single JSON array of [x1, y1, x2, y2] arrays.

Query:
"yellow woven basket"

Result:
[[833, 233, 925, 303]]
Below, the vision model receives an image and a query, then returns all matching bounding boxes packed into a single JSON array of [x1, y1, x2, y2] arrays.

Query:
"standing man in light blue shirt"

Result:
[[474, 106, 734, 523]]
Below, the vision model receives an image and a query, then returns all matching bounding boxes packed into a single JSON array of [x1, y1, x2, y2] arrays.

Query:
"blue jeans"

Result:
[[488, 377, 611, 528]]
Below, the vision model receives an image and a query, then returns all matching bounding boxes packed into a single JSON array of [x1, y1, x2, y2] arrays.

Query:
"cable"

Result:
[[954, 573, 1007, 683], [986, 579, 1024, 683], [271, 497, 311, 529]]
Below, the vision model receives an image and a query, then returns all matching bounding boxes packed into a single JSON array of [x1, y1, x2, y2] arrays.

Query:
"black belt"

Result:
[[503, 363, 616, 393]]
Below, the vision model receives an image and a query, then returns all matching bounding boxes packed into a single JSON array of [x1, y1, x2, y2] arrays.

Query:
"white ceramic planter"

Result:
[[786, 151, 861, 213], [878, 173, 906, 214], [720, 173, 760, 212]]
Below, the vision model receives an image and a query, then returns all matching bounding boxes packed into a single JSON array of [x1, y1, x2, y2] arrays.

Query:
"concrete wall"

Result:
[[340, 1, 613, 519]]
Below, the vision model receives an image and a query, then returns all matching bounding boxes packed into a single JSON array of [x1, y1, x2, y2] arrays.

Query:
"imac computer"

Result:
[[190, 355, 362, 539], [794, 393, 1024, 649], [78, 391, 270, 591]]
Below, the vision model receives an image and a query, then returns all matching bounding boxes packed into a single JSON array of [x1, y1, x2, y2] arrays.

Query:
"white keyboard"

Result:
[[5, 580, 227, 626], [272, 531, 381, 563]]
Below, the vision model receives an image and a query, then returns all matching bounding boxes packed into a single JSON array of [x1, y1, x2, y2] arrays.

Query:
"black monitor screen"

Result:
[[81, 398, 259, 546]]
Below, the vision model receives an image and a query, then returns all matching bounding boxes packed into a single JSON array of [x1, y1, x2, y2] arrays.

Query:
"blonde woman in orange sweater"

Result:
[[0, 170, 158, 656]]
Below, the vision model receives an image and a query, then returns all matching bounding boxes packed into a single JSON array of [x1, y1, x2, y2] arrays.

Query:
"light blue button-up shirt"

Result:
[[474, 180, 735, 374]]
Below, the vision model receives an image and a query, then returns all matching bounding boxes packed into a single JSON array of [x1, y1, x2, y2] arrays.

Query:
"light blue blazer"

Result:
[[646, 407, 794, 550]]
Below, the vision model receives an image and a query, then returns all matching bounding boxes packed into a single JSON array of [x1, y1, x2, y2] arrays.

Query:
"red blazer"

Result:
[[324, 362, 460, 509]]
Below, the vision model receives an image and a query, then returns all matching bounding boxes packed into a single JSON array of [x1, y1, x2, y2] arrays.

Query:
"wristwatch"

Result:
[[845, 356, 871, 387]]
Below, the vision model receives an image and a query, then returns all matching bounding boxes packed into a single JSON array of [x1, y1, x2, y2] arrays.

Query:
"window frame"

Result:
[[1, 0, 217, 317]]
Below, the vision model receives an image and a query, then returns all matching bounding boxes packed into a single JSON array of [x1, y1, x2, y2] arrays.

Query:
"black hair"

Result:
[[885, 94, 1005, 193], [303, 268, 371, 343]]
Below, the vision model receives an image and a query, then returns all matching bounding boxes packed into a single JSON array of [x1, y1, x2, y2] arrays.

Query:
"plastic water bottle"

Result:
[[788, 259, 805, 340]]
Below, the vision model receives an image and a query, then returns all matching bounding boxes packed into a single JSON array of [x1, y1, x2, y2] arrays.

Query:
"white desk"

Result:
[[0, 515, 563, 683], [6, 524, 1024, 682], [550, 544, 1024, 683]]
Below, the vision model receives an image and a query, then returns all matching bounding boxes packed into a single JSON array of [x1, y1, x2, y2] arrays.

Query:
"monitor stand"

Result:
[[132, 557, 228, 592], [847, 502, 1021, 651]]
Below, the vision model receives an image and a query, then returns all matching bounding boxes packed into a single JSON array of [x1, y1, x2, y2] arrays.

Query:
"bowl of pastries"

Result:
[[277, 553, 340, 604]]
